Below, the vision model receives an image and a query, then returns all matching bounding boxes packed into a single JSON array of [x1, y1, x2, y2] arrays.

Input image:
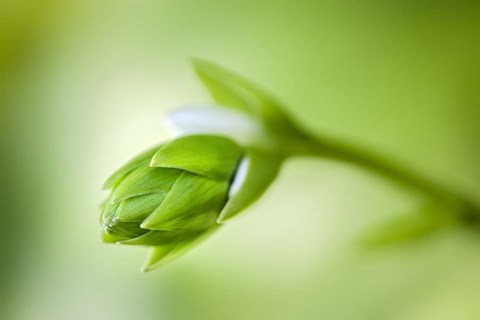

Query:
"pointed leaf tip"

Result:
[[192, 58, 259, 115], [141, 172, 228, 230], [141, 242, 190, 271], [218, 149, 281, 223], [102, 145, 160, 190], [191, 58, 301, 143]]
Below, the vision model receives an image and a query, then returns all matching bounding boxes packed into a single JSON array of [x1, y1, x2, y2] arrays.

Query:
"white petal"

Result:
[[228, 156, 249, 198], [163, 105, 272, 147]]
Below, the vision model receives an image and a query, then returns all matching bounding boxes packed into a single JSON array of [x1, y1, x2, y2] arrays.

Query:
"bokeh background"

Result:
[[1, 0, 480, 319]]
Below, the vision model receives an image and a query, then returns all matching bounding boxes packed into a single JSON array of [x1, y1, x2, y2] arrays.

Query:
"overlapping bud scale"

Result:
[[100, 135, 246, 270], [100, 59, 292, 271]]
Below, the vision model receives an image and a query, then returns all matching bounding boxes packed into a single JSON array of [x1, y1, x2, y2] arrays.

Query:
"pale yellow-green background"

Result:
[[1, 1, 480, 319]]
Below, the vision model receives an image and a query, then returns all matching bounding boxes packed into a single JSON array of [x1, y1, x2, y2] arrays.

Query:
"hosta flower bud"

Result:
[[101, 58, 480, 271], [100, 134, 280, 271], [100, 59, 301, 271]]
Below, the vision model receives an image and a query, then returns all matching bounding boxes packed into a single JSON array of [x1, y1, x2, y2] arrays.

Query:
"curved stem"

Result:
[[289, 131, 480, 223]]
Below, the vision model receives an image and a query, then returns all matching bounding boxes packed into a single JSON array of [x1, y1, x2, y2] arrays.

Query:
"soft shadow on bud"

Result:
[[100, 134, 282, 271]]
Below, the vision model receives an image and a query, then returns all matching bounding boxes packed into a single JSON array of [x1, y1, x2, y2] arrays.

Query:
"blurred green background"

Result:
[[1, 0, 480, 319]]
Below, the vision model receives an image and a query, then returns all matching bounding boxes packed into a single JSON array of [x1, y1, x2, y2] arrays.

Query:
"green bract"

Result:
[[191, 58, 307, 153], [100, 134, 280, 271]]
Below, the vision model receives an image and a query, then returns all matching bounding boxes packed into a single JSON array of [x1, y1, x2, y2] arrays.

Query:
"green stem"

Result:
[[290, 131, 480, 223]]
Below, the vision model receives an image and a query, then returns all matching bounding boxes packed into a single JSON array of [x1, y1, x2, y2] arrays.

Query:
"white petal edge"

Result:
[[228, 156, 249, 198], [163, 105, 273, 148]]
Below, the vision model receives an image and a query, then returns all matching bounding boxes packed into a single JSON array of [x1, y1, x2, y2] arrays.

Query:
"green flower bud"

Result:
[[100, 58, 480, 271], [100, 134, 280, 271], [100, 59, 297, 271]]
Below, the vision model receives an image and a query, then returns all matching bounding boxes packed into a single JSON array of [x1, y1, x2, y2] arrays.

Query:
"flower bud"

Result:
[[99, 59, 300, 271], [100, 134, 279, 271]]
